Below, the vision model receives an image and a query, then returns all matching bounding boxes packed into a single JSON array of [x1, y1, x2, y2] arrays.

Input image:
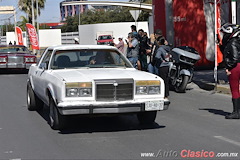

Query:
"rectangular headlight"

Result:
[[66, 88, 78, 97], [66, 82, 92, 97], [79, 88, 92, 97], [0, 57, 7, 63], [136, 80, 161, 95], [148, 86, 160, 94], [136, 86, 148, 95]]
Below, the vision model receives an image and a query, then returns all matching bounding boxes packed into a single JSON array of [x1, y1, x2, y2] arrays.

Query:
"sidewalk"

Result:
[[192, 69, 231, 94]]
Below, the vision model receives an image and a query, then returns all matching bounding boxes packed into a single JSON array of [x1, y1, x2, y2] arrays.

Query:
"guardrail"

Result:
[[61, 32, 79, 44]]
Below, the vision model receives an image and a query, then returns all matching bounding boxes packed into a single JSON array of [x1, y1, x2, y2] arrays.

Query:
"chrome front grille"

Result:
[[95, 79, 134, 101], [8, 56, 24, 63]]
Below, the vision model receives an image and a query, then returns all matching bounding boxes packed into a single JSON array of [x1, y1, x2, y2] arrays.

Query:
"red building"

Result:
[[152, 0, 233, 66]]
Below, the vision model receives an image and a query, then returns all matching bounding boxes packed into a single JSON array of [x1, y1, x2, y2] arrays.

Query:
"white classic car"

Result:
[[27, 45, 170, 130]]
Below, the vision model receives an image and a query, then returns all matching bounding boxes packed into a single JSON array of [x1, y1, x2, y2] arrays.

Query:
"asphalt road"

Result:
[[0, 72, 240, 160]]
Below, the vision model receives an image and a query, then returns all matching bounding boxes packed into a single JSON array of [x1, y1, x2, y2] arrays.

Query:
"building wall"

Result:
[[153, 0, 232, 66], [78, 21, 149, 46], [60, 0, 88, 21], [6, 29, 62, 48]]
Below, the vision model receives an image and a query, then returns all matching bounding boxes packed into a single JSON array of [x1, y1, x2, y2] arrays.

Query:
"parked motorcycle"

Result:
[[168, 46, 201, 93]]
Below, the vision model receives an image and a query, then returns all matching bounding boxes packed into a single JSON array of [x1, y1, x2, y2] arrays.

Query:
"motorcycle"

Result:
[[168, 46, 201, 93]]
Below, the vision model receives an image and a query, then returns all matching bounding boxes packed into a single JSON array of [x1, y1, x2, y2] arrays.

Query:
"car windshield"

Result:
[[98, 35, 112, 40], [50, 49, 133, 69], [0, 46, 29, 53]]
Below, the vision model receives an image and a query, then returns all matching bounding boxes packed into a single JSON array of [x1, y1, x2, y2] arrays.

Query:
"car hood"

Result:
[[52, 68, 160, 82]]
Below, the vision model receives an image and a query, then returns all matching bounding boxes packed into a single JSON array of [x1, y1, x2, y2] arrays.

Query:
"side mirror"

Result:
[[39, 63, 47, 70]]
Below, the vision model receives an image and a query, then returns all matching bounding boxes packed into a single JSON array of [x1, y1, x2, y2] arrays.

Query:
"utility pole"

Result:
[[31, 0, 35, 54], [36, 0, 39, 32], [78, 5, 81, 44], [36, 0, 40, 55], [31, 0, 35, 26]]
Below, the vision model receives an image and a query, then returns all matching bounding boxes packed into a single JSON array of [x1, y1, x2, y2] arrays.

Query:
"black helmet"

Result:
[[220, 23, 240, 46], [220, 23, 240, 38]]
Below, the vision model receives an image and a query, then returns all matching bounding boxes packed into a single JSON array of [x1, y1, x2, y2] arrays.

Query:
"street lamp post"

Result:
[[78, 5, 81, 44], [231, 0, 237, 24]]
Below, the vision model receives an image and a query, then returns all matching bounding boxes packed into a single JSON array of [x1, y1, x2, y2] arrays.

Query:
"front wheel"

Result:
[[137, 111, 157, 125], [27, 82, 43, 111], [49, 97, 66, 130], [174, 75, 189, 93]]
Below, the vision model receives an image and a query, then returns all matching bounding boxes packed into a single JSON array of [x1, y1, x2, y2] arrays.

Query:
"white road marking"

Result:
[[214, 136, 240, 147], [4, 151, 13, 154]]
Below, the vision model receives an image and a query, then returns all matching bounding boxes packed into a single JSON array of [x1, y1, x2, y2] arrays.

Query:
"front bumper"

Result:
[[57, 99, 170, 115], [0, 63, 32, 69]]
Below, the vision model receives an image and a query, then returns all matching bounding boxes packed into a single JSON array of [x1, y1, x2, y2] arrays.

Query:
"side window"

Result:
[[40, 50, 52, 69], [110, 52, 121, 65]]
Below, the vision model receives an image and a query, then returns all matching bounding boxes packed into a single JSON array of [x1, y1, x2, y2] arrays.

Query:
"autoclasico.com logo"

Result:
[[140, 149, 239, 158]]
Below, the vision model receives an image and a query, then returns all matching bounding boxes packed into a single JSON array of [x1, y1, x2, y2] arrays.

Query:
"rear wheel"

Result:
[[174, 75, 189, 93], [49, 97, 66, 130], [27, 82, 43, 111], [137, 111, 157, 125]]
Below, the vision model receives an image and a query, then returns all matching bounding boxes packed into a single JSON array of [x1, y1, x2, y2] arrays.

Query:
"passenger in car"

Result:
[[56, 55, 71, 68]]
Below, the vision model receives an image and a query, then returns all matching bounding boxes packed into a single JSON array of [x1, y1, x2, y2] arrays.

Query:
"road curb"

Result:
[[192, 80, 230, 95], [216, 85, 231, 95]]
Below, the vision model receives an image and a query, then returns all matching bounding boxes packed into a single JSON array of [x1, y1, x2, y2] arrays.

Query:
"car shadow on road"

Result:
[[0, 69, 28, 74], [192, 80, 215, 91], [199, 108, 229, 116], [37, 106, 166, 134]]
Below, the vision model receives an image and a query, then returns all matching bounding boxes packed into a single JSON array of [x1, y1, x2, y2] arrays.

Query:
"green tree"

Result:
[[18, 0, 46, 24], [2, 22, 14, 36], [17, 16, 28, 31], [61, 7, 150, 32]]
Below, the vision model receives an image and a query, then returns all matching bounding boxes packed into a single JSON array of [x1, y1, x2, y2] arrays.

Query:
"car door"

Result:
[[32, 49, 53, 102]]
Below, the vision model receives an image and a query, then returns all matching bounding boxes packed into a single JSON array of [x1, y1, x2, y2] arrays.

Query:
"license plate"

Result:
[[145, 100, 164, 111]]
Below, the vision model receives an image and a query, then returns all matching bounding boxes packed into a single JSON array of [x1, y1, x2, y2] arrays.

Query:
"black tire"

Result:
[[49, 97, 66, 130], [27, 82, 44, 111], [137, 111, 157, 125], [174, 75, 189, 93]]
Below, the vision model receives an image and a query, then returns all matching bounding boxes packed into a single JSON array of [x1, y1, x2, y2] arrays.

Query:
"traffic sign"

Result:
[[130, 10, 142, 21]]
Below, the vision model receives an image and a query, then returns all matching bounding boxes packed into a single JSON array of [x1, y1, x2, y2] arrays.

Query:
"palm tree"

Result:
[[18, 0, 46, 24], [17, 16, 29, 30]]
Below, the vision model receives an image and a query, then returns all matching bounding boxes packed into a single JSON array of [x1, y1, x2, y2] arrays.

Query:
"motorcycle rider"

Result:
[[220, 23, 240, 119]]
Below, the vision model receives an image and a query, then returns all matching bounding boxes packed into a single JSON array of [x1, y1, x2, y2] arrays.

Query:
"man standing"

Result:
[[138, 29, 149, 71], [147, 29, 164, 74], [115, 36, 124, 54], [126, 32, 139, 68], [131, 25, 139, 39], [74, 37, 79, 44]]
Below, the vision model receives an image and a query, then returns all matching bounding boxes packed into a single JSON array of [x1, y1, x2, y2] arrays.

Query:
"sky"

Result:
[[0, 0, 129, 25]]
